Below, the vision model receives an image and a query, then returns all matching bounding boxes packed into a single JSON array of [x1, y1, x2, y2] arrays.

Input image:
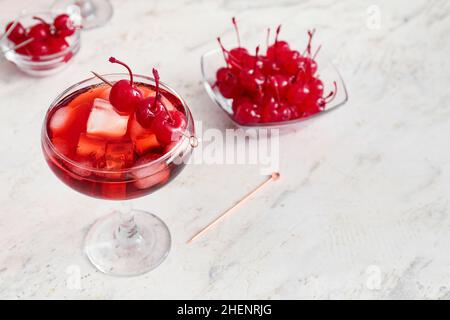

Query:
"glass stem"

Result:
[[115, 203, 141, 247]]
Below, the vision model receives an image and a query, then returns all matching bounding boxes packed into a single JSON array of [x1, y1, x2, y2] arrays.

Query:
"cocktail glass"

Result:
[[42, 74, 195, 276]]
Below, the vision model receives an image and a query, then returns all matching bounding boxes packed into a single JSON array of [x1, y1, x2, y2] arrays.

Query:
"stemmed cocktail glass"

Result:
[[42, 73, 195, 276]]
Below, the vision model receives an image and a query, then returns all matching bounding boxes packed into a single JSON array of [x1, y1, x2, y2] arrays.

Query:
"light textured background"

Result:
[[0, 0, 449, 299]]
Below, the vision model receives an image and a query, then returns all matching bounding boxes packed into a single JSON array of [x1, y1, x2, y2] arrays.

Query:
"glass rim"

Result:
[[42, 73, 194, 175], [200, 48, 349, 129]]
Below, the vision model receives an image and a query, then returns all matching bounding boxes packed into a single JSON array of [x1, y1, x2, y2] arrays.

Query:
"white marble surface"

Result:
[[1, 0, 450, 299]]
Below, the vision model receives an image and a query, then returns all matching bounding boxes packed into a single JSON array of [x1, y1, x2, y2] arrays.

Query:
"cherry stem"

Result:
[[304, 29, 316, 57], [231, 17, 241, 48], [312, 44, 322, 60], [217, 37, 230, 67], [109, 57, 134, 85], [275, 25, 281, 45], [325, 81, 338, 103], [152, 68, 173, 123], [253, 45, 260, 70], [217, 37, 245, 70], [32, 16, 49, 25], [152, 68, 160, 106], [274, 25, 281, 62]]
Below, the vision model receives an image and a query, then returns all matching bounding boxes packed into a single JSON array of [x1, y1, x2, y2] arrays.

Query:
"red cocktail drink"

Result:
[[43, 81, 191, 200]]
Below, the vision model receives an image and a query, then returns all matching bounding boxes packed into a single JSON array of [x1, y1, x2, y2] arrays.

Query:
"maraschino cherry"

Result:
[[286, 82, 311, 105], [152, 109, 188, 145], [5, 21, 26, 44], [27, 40, 50, 56], [304, 81, 337, 115], [135, 68, 166, 128], [149, 69, 188, 145], [239, 46, 265, 94], [146, 68, 187, 145], [215, 66, 241, 98], [29, 17, 51, 40], [47, 36, 69, 54], [266, 25, 290, 63], [108, 57, 143, 114], [234, 100, 261, 124], [53, 14, 76, 37], [228, 17, 249, 66]]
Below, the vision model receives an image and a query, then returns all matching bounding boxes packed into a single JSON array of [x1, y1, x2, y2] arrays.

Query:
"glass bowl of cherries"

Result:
[[201, 18, 348, 131], [1, 11, 81, 77]]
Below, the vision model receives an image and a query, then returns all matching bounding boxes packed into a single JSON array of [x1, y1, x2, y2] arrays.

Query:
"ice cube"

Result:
[[76, 134, 106, 159], [87, 98, 129, 139], [105, 142, 134, 170], [128, 113, 148, 141], [127, 114, 161, 154], [132, 154, 170, 189], [134, 133, 160, 155], [49, 102, 93, 153], [49, 106, 72, 137], [67, 87, 103, 110]]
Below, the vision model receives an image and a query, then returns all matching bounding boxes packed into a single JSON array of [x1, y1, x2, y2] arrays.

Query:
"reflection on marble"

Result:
[[0, 0, 450, 299]]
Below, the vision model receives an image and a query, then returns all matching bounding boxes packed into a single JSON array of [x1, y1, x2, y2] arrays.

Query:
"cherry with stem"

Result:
[[108, 57, 143, 113], [217, 37, 244, 70], [110, 57, 135, 85]]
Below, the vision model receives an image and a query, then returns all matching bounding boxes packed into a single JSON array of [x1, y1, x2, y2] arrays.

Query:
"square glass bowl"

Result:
[[201, 47, 348, 130]]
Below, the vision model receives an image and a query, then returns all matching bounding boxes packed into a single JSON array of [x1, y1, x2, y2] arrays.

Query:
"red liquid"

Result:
[[42, 83, 191, 200]]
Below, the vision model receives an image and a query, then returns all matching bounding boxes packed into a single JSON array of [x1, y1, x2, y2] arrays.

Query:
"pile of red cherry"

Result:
[[4, 14, 77, 58], [215, 18, 337, 124], [106, 57, 187, 146]]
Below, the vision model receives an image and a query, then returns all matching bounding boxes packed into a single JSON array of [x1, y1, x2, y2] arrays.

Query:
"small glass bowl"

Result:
[[0, 11, 81, 77], [201, 47, 349, 131]]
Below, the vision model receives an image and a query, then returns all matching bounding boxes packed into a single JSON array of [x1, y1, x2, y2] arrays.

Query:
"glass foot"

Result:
[[84, 209, 171, 276], [52, 0, 113, 29]]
